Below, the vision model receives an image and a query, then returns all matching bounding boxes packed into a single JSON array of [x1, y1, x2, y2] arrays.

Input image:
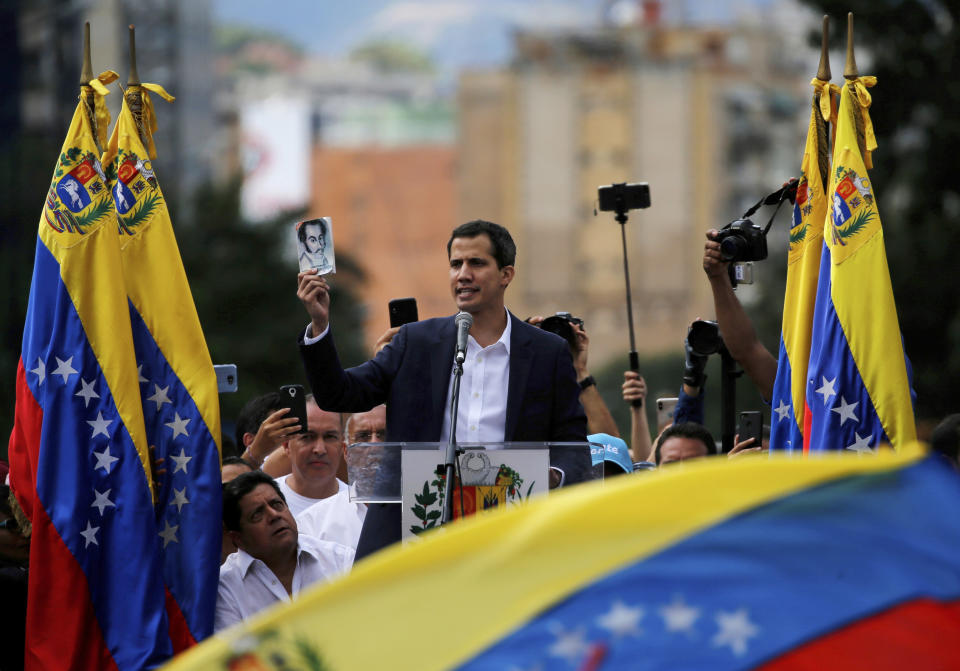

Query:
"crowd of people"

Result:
[[4, 219, 958, 651]]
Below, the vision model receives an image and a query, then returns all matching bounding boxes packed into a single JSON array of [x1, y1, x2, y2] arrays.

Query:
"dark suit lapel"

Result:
[[430, 316, 457, 439], [505, 313, 533, 441]]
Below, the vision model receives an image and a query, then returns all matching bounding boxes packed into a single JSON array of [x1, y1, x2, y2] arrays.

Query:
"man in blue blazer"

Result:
[[297, 220, 589, 559]]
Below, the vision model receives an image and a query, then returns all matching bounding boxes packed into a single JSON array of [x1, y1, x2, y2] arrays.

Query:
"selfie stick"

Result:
[[615, 204, 642, 408]]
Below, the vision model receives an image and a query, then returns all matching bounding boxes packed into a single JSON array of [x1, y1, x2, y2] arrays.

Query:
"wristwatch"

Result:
[[578, 375, 596, 391]]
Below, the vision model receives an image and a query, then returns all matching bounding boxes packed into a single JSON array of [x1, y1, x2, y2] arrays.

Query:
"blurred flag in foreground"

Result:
[[8, 81, 174, 669], [804, 78, 916, 453], [103, 85, 222, 648], [163, 447, 960, 671], [770, 79, 836, 453]]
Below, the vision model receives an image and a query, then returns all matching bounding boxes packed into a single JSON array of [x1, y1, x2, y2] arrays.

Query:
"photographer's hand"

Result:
[[298, 269, 330, 337], [571, 322, 589, 379], [702, 229, 729, 281], [623, 371, 653, 462]]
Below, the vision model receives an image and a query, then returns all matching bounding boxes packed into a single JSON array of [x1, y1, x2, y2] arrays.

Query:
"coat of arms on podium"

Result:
[[401, 448, 549, 540]]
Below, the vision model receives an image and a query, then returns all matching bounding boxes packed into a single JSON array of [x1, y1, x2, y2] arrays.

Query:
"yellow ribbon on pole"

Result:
[[810, 78, 840, 125], [128, 82, 176, 160], [80, 70, 119, 152]]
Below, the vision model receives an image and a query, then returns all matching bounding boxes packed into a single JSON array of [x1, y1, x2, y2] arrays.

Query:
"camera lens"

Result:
[[688, 320, 722, 355], [719, 235, 745, 261]]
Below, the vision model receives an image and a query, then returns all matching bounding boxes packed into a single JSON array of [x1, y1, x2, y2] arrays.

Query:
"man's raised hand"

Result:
[[298, 269, 331, 337]]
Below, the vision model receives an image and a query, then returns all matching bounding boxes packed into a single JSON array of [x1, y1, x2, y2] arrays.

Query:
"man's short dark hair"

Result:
[[297, 218, 327, 245], [930, 414, 960, 464], [447, 220, 516, 269], [222, 455, 255, 472], [654, 422, 718, 465], [234, 392, 283, 448], [223, 470, 285, 532]]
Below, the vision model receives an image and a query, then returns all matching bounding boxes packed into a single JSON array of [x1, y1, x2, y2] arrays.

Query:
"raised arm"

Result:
[[703, 230, 777, 401]]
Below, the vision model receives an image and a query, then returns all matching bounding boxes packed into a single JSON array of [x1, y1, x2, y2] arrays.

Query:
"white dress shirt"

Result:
[[440, 311, 511, 444], [294, 479, 367, 551], [215, 533, 354, 632]]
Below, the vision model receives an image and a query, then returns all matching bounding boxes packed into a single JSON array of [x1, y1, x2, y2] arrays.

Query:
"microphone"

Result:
[[455, 311, 473, 365]]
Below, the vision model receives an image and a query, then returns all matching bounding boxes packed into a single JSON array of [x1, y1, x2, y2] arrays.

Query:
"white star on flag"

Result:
[[831, 396, 859, 425], [30, 358, 46, 385], [547, 626, 590, 664], [87, 411, 112, 439], [170, 487, 190, 513], [815, 376, 837, 406], [165, 412, 191, 440], [773, 400, 791, 422], [845, 431, 875, 454], [147, 384, 172, 411], [137, 364, 148, 384], [92, 446, 119, 474], [170, 448, 192, 474], [660, 596, 700, 633], [80, 521, 100, 548], [52, 356, 78, 384], [75, 378, 100, 408], [90, 489, 116, 516], [159, 519, 179, 548], [712, 608, 759, 656], [597, 601, 643, 637]]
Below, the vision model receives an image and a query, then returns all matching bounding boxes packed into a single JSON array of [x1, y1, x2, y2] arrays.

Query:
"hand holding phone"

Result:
[[737, 410, 763, 448]]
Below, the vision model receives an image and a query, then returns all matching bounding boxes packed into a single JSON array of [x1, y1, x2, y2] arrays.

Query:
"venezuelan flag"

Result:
[[804, 79, 915, 452], [8, 90, 173, 667], [162, 447, 960, 670], [770, 80, 835, 453], [102, 88, 222, 647]]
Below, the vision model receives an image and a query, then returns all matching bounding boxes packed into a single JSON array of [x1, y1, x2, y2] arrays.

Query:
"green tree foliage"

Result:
[[349, 39, 436, 74], [179, 180, 369, 450], [783, 2, 960, 425]]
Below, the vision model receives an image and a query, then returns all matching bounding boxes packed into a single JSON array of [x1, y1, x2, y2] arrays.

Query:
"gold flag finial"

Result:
[[843, 12, 858, 79], [816, 15, 831, 81], [80, 22, 94, 87], [127, 24, 141, 87]]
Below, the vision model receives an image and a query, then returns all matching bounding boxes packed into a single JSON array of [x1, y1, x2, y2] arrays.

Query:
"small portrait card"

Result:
[[296, 217, 336, 274]]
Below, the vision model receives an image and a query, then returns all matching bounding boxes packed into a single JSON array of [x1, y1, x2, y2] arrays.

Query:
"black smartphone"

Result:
[[738, 410, 763, 448], [388, 297, 419, 328], [278, 384, 308, 434]]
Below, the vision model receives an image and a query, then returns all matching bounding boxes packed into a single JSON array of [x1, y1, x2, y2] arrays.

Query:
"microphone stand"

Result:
[[441, 357, 464, 524]]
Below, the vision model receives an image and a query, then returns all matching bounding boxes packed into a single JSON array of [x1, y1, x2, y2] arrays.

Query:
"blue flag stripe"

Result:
[[128, 304, 221, 639], [459, 458, 960, 670]]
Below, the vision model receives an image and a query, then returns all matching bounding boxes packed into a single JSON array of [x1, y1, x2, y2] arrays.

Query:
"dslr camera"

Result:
[[715, 219, 768, 263], [537, 312, 584, 352]]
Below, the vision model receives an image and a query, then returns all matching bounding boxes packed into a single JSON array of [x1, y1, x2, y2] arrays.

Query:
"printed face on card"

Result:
[[296, 217, 336, 274]]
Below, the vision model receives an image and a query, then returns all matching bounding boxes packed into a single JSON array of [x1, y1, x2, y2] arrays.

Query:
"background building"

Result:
[[457, 12, 810, 363]]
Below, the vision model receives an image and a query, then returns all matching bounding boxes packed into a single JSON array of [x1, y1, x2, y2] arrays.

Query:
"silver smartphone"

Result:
[[656, 397, 679, 432]]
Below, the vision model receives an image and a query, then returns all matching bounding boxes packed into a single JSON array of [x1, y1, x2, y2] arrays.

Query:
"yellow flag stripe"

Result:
[[164, 447, 923, 671]]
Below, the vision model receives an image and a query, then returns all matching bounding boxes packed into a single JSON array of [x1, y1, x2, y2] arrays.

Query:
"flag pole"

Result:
[[816, 15, 831, 82], [126, 24, 146, 145], [843, 13, 868, 164], [79, 22, 102, 154], [814, 15, 832, 187]]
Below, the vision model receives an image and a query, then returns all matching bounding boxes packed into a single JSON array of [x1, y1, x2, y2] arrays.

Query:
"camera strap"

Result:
[[740, 178, 799, 234]]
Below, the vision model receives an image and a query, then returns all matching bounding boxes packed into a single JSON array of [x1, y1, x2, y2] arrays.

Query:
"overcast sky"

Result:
[[211, 0, 786, 71]]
